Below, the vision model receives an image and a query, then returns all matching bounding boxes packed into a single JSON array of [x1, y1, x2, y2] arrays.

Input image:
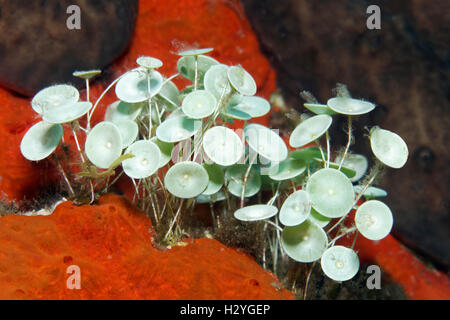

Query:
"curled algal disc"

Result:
[[244, 123, 288, 163], [327, 97, 375, 115], [115, 69, 163, 103], [20, 121, 63, 161], [370, 127, 408, 169], [355, 200, 393, 241], [43, 101, 92, 124], [279, 190, 311, 226], [234, 204, 278, 222], [289, 114, 332, 148], [281, 220, 328, 263], [202, 126, 244, 166], [122, 140, 160, 179], [31, 84, 79, 115], [164, 161, 209, 198], [85, 121, 122, 169], [321, 246, 359, 281], [306, 168, 354, 218]]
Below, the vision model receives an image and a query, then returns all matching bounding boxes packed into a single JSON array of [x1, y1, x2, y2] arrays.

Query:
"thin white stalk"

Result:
[[338, 116, 352, 170]]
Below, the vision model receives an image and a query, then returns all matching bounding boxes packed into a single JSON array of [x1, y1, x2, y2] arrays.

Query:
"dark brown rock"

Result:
[[242, 0, 450, 269], [0, 0, 138, 96]]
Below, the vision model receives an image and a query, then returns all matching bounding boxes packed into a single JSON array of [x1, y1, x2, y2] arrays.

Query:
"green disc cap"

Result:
[[355, 200, 393, 240], [20, 121, 63, 161], [150, 137, 174, 168], [290, 114, 332, 148], [227, 66, 257, 96], [204, 64, 231, 99], [202, 126, 244, 166], [115, 69, 163, 103], [43, 101, 92, 124], [279, 190, 311, 226], [202, 163, 224, 196], [234, 204, 278, 222], [353, 185, 388, 199], [136, 56, 163, 69], [308, 208, 331, 228], [290, 147, 324, 162], [31, 84, 79, 115], [157, 80, 180, 111], [164, 161, 209, 198], [321, 246, 359, 281], [104, 101, 143, 122], [268, 159, 307, 181], [225, 164, 261, 198], [182, 90, 217, 119], [112, 119, 139, 148], [122, 140, 160, 179], [304, 103, 337, 115], [196, 191, 226, 204], [306, 168, 355, 218], [85, 121, 123, 169], [177, 48, 214, 56], [244, 123, 288, 163], [370, 127, 408, 169], [72, 69, 101, 80], [335, 153, 368, 182], [156, 115, 201, 143], [177, 54, 219, 82], [281, 220, 328, 263], [327, 97, 375, 115]]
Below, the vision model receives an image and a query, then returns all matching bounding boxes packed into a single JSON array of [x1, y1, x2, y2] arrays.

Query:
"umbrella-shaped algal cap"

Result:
[[85, 121, 123, 169], [31, 84, 79, 115], [177, 54, 219, 82], [43, 101, 92, 124], [327, 97, 376, 115], [268, 159, 307, 181], [308, 208, 331, 228], [244, 123, 288, 163], [279, 190, 311, 226], [156, 115, 202, 143], [164, 161, 209, 198], [334, 153, 368, 182], [112, 119, 139, 148], [234, 204, 278, 222], [177, 48, 214, 56], [150, 137, 174, 168], [182, 89, 217, 119], [115, 69, 163, 103], [157, 80, 180, 111], [136, 56, 163, 69], [355, 200, 393, 240], [73, 69, 102, 80], [122, 140, 160, 179], [304, 103, 337, 115], [281, 220, 328, 263], [306, 168, 355, 218], [225, 164, 261, 198], [289, 114, 332, 148], [104, 101, 143, 122], [353, 185, 387, 199], [202, 126, 244, 166], [201, 163, 224, 196], [20, 121, 63, 161], [227, 65, 257, 96], [321, 245, 359, 281], [370, 126, 408, 169], [232, 96, 271, 118], [204, 64, 231, 99]]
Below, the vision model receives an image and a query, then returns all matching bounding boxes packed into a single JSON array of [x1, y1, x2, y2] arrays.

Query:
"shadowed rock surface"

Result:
[[0, 0, 138, 96], [242, 0, 450, 269]]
